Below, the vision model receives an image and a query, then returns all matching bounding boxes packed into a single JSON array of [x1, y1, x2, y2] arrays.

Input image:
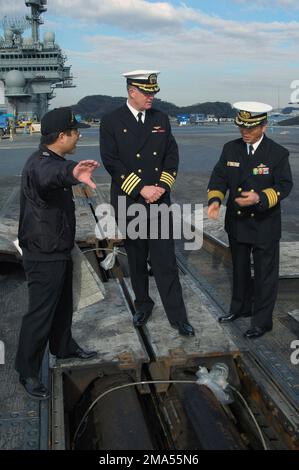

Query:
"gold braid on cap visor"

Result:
[[235, 113, 267, 128], [131, 82, 160, 92]]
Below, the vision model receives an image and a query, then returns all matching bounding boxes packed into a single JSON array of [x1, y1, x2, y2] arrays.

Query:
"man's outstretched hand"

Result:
[[73, 160, 100, 189]]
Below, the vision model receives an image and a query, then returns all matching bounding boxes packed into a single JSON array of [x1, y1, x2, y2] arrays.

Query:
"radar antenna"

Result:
[[2, 15, 30, 36]]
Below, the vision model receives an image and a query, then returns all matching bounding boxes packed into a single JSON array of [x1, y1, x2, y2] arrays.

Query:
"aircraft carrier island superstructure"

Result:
[[0, 0, 74, 120]]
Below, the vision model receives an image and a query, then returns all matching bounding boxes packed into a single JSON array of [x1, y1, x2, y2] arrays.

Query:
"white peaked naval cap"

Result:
[[122, 70, 160, 79], [233, 101, 273, 113], [233, 101, 273, 128], [122, 70, 160, 93]]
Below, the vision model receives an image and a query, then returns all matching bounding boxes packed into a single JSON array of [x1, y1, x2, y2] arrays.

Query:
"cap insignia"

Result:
[[148, 74, 157, 84], [240, 111, 251, 119]]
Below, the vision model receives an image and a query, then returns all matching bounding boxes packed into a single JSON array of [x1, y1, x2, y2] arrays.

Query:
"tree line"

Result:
[[71, 95, 236, 119]]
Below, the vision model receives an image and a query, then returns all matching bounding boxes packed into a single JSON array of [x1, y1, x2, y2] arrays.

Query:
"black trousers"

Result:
[[229, 237, 280, 330], [15, 258, 78, 378], [124, 233, 187, 324]]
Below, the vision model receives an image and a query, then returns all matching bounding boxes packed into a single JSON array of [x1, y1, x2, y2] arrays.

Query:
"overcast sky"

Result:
[[1, 0, 299, 108]]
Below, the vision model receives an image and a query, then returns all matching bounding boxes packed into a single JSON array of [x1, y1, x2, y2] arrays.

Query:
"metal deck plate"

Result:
[[72, 183, 111, 245], [72, 185, 97, 244], [53, 279, 149, 371], [125, 274, 239, 363], [0, 265, 43, 450], [0, 185, 20, 257], [0, 412, 39, 450], [72, 243, 105, 312]]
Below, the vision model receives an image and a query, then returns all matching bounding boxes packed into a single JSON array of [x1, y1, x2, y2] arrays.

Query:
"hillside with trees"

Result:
[[71, 95, 236, 119]]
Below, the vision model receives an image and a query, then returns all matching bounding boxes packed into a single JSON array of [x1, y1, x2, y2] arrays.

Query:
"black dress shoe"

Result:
[[133, 311, 152, 327], [57, 347, 98, 360], [20, 377, 50, 400], [170, 321, 195, 336], [218, 311, 251, 323], [218, 313, 240, 323], [243, 326, 271, 339]]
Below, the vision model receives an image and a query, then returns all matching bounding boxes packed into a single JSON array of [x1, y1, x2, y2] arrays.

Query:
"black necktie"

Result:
[[249, 144, 254, 157], [137, 112, 143, 125]]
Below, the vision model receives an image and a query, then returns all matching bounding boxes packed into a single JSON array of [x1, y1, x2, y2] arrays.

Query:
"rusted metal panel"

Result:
[[236, 355, 299, 450]]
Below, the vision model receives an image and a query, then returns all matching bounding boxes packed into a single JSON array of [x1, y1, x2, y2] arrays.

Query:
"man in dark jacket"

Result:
[[16, 107, 99, 399], [207, 102, 293, 338], [100, 70, 194, 337]]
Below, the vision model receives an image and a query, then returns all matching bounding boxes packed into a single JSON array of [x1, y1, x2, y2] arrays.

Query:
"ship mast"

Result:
[[25, 0, 47, 44]]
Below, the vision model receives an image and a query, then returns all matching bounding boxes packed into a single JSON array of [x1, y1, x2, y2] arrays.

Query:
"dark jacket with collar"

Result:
[[100, 105, 179, 214], [18, 145, 79, 260], [207, 135, 293, 243]]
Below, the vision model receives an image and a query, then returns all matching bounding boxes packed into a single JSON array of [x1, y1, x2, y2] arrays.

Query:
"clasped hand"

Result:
[[235, 191, 259, 206], [140, 185, 166, 203]]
